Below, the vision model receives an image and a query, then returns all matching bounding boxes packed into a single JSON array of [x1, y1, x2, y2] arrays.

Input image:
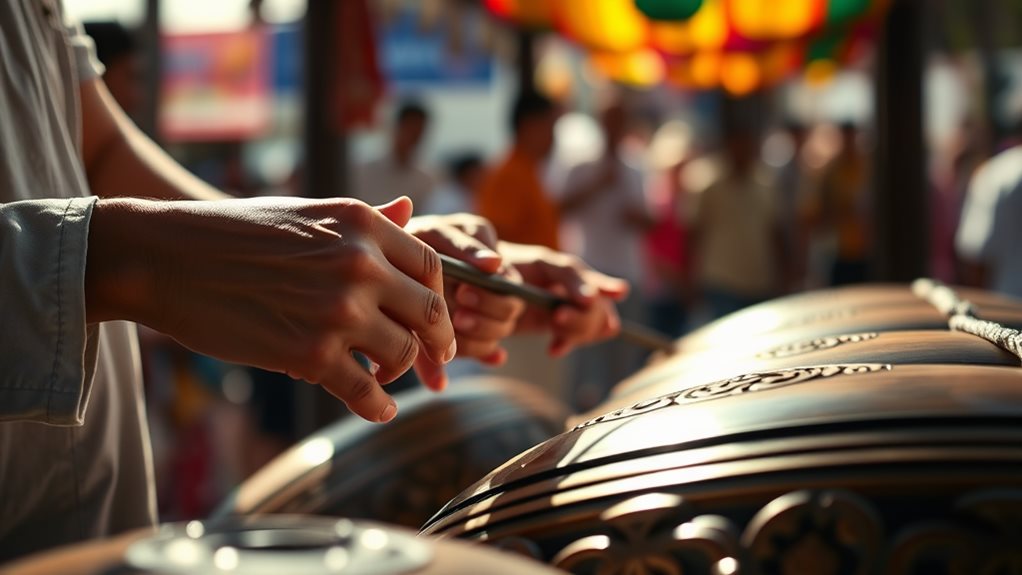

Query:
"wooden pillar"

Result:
[[296, 0, 350, 437], [873, 0, 928, 281]]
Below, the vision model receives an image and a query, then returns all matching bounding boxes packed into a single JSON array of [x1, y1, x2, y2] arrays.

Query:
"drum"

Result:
[[422, 364, 1022, 574], [216, 376, 567, 528], [3, 515, 565, 575], [675, 282, 1022, 354], [604, 329, 1019, 414]]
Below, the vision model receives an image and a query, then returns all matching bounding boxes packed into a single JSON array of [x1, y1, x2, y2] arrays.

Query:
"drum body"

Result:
[[604, 329, 1018, 417], [217, 376, 567, 528], [423, 364, 1022, 574], [3, 516, 565, 575], [674, 283, 1022, 354]]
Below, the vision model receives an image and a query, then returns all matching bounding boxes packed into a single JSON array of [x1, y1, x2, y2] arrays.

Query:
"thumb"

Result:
[[375, 196, 414, 228]]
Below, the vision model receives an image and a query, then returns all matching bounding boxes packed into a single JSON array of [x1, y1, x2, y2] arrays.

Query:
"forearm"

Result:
[[81, 79, 229, 201]]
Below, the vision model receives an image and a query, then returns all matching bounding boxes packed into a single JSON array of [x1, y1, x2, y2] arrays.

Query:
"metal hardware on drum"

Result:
[[439, 253, 676, 353]]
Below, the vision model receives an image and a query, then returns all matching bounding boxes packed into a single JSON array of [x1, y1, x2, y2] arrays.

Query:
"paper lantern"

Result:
[[727, 0, 826, 41], [825, 0, 871, 26], [635, 0, 703, 21], [554, 0, 649, 53], [649, 21, 693, 55], [589, 48, 667, 87], [484, 0, 555, 28], [720, 51, 762, 95]]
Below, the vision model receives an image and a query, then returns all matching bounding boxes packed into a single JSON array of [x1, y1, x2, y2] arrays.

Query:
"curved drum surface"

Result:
[[606, 329, 1019, 412], [216, 377, 567, 528], [675, 283, 1022, 354], [3, 516, 565, 575], [422, 364, 1022, 574]]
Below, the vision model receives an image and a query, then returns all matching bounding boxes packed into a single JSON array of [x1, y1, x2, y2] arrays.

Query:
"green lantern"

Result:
[[635, 0, 703, 21], [826, 0, 871, 26]]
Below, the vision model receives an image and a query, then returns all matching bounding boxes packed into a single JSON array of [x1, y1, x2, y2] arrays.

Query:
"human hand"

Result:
[[405, 214, 526, 374], [498, 242, 629, 356], [86, 196, 456, 423]]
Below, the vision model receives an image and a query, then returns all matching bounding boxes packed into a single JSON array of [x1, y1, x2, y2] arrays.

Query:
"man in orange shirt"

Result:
[[478, 92, 561, 250]]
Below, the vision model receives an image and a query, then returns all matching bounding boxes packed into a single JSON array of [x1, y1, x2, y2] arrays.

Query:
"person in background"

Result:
[[809, 121, 872, 286], [477, 92, 561, 250], [557, 101, 654, 408], [353, 99, 434, 208], [425, 153, 483, 215], [82, 21, 142, 119], [692, 126, 784, 318], [955, 131, 1022, 298]]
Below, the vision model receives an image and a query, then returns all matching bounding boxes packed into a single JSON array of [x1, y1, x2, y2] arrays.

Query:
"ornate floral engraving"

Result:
[[755, 333, 880, 360], [574, 364, 892, 430], [552, 493, 741, 575], [741, 490, 884, 575]]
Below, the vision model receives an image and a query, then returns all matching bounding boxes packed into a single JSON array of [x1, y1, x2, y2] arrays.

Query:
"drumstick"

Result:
[[439, 254, 677, 353]]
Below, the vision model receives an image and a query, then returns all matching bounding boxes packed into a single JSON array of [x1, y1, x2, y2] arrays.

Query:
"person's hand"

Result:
[[404, 214, 526, 375], [498, 242, 629, 356], [85, 196, 456, 423]]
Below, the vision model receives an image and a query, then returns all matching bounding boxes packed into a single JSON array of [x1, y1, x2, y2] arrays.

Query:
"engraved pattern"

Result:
[[755, 333, 880, 360], [778, 307, 859, 329], [574, 364, 892, 430], [551, 493, 741, 575]]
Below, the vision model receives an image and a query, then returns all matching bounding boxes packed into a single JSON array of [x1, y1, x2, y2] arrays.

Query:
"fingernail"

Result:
[[379, 401, 397, 423], [368, 361, 380, 376], [579, 283, 597, 298], [444, 338, 458, 362], [476, 248, 501, 260], [453, 311, 476, 331]]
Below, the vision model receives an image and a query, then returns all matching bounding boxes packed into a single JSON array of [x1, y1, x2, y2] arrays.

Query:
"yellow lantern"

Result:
[[727, 0, 825, 41], [554, 0, 649, 53], [589, 48, 667, 87], [720, 51, 761, 95]]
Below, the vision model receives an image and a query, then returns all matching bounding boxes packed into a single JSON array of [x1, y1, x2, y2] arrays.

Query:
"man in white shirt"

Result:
[[558, 102, 654, 408], [0, 2, 626, 560], [956, 142, 1022, 298], [354, 100, 434, 208]]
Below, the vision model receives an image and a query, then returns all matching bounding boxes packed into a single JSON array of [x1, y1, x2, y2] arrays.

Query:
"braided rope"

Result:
[[912, 277, 1022, 363]]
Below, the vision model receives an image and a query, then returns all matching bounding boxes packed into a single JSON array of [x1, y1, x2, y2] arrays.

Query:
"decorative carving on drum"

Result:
[[422, 365, 1022, 575], [2, 515, 566, 574], [606, 330, 1019, 414], [674, 284, 1022, 354], [215, 377, 567, 529]]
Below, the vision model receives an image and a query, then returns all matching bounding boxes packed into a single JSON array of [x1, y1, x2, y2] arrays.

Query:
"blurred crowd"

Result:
[[83, 16, 1022, 524]]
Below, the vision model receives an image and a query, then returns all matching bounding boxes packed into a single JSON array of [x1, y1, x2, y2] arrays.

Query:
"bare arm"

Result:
[[80, 78, 229, 201]]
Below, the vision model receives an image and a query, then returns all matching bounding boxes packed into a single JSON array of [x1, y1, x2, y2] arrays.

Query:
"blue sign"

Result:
[[378, 9, 493, 88]]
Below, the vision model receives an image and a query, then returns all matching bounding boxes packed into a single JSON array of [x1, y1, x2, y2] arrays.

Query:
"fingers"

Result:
[[412, 353, 448, 392], [408, 215, 503, 274], [318, 352, 398, 423], [548, 299, 621, 357], [378, 264, 457, 365], [350, 315, 420, 386], [374, 196, 414, 228], [454, 284, 524, 322]]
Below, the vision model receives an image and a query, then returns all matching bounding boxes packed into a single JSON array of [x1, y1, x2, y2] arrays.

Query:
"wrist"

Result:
[[85, 198, 166, 324]]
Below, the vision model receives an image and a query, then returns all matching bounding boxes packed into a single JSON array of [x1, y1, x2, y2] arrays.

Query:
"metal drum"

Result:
[[421, 364, 1022, 574], [2, 515, 565, 575], [216, 376, 567, 528], [674, 282, 1022, 354], [606, 329, 1019, 412]]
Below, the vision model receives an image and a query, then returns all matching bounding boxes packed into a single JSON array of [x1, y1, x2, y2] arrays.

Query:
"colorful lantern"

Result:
[[553, 0, 649, 52], [727, 0, 826, 41], [720, 51, 761, 95], [825, 0, 871, 26], [484, 0, 555, 28], [589, 48, 667, 87], [635, 0, 704, 21]]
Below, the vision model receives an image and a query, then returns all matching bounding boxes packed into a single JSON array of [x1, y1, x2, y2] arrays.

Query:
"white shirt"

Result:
[[694, 167, 780, 297], [559, 157, 650, 282], [0, 0, 156, 559], [956, 145, 1022, 298], [352, 156, 433, 209]]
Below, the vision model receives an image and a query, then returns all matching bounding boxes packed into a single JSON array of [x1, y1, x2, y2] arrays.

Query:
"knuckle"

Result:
[[328, 293, 363, 326], [339, 199, 374, 232], [424, 289, 445, 327], [336, 242, 380, 279], [422, 245, 441, 281], [396, 333, 419, 370], [345, 375, 377, 404]]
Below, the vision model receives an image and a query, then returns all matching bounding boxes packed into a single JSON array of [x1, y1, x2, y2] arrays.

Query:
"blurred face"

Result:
[[394, 114, 427, 160], [521, 110, 557, 159]]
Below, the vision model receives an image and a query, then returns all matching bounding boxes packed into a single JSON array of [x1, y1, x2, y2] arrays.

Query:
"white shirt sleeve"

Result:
[[956, 162, 999, 262], [0, 197, 100, 426], [64, 18, 105, 81]]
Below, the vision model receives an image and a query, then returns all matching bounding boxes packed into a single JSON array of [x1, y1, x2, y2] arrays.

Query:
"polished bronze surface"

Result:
[[605, 330, 1019, 413], [422, 364, 1022, 574], [216, 376, 567, 528], [3, 516, 565, 575]]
